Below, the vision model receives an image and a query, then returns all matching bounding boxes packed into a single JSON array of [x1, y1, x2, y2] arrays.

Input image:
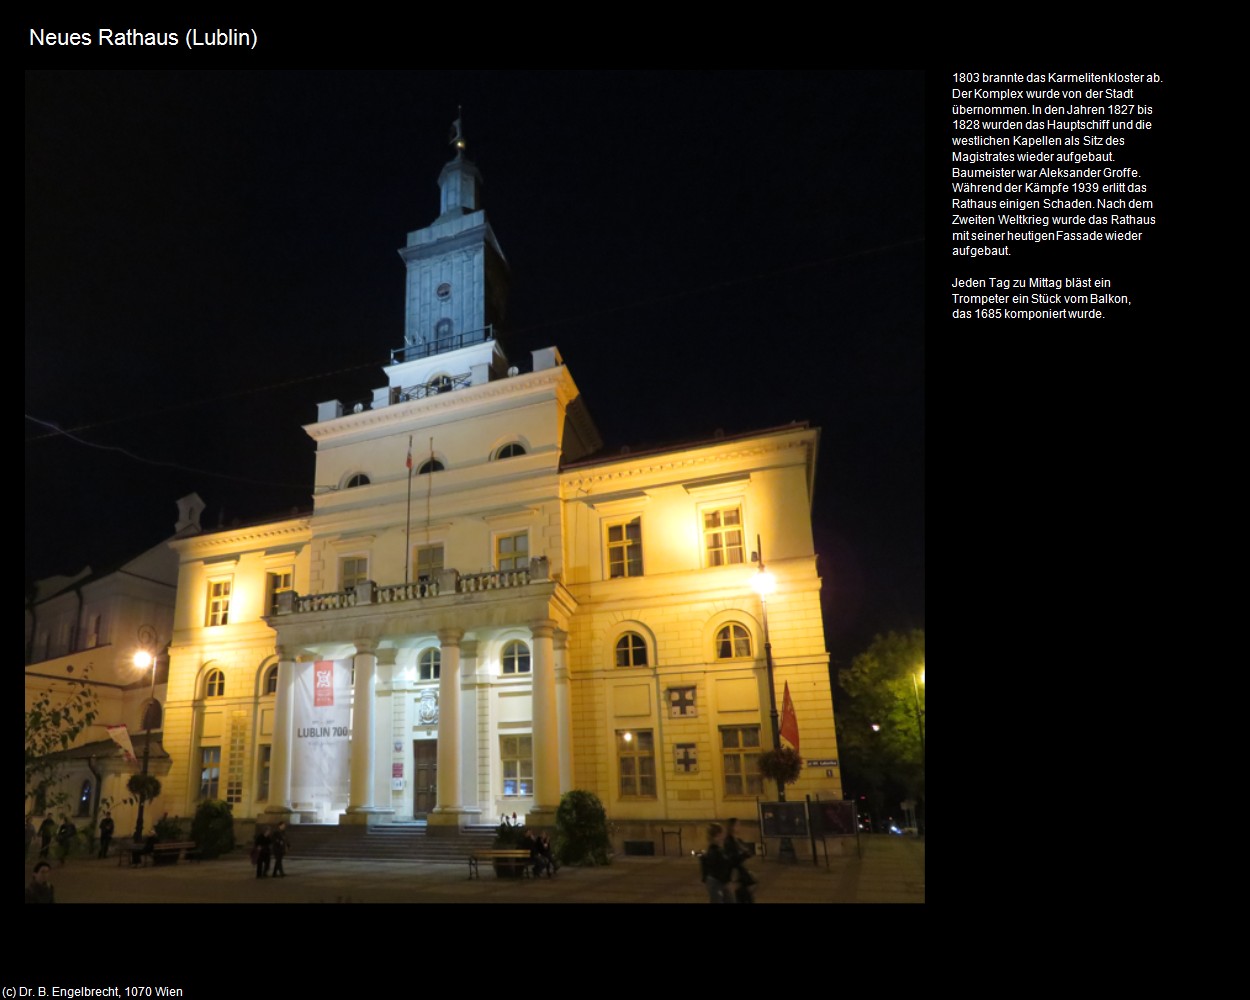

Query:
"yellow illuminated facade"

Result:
[[159, 127, 841, 845]]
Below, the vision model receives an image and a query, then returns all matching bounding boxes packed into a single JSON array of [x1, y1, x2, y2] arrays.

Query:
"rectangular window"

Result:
[[414, 544, 444, 582], [721, 725, 763, 797], [256, 745, 272, 802], [617, 729, 656, 798], [501, 735, 533, 797], [207, 578, 232, 627], [703, 506, 745, 567], [199, 746, 221, 800], [495, 531, 529, 572], [267, 569, 294, 615], [341, 556, 369, 591], [606, 517, 643, 578], [226, 711, 246, 805]]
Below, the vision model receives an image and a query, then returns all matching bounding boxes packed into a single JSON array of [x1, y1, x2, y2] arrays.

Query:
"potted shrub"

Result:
[[491, 819, 529, 878], [757, 746, 803, 788]]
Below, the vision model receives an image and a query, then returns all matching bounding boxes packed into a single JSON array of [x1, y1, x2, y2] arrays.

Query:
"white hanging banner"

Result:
[[291, 660, 352, 820], [106, 724, 136, 763]]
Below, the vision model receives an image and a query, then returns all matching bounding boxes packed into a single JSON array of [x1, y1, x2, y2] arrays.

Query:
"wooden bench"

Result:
[[122, 840, 198, 867], [467, 849, 534, 880]]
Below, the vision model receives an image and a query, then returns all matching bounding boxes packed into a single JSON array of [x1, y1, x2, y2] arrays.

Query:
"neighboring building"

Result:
[[162, 124, 842, 846], [24, 494, 204, 836]]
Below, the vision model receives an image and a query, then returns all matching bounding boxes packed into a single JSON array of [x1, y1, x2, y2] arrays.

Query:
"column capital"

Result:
[[374, 647, 399, 667], [552, 629, 569, 652], [437, 628, 465, 647], [354, 638, 379, 656], [529, 618, 558, 640]]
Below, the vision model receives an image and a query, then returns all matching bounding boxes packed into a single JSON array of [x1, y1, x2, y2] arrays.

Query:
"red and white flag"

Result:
[[780, 681, 800, 753], [405, 435, 413, 471], [106, 724, 136, 763]]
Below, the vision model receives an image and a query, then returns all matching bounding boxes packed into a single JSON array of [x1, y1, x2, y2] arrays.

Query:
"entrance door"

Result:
[[413, 740, 438, 817]]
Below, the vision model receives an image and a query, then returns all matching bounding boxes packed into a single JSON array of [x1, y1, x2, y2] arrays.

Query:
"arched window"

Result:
[[495, 443, 526, 459], [205, 668, 225, 698], [715, 623, 752, 659], [345, 473, 370, 488], [418, 648, 441, 681], [502, 640, 531, 675], [615, 632, 648, 668], [418, 458, 445, 474], [263, 665, 279, 696]]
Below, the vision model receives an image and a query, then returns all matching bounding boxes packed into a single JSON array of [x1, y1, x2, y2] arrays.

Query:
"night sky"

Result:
[[25, 71, 924, 668]]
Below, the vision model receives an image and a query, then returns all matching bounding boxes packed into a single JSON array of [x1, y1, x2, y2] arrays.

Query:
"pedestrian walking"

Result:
[[271, 822, 288, 877], [724, 817, 755, 903], [98, 811, 115, 859], [701, 823, 735, 903], [252, 825, 272, 879], [38, 817, 55, 860], [55, 816, 76, 865]]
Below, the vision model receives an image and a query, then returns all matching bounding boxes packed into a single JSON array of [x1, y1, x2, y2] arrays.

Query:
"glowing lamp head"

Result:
[[134, 650, 153, 670], [752, 569, 776, 596], [871, 723, 881, 732]]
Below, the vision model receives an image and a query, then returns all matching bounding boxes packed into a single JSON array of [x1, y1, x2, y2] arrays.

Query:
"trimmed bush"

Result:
[[190, 799, 235, 859], [554, 790, 611, 866]]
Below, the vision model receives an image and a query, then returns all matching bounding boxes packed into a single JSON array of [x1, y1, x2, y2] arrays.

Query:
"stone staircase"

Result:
[[280, 822, 496, 863]]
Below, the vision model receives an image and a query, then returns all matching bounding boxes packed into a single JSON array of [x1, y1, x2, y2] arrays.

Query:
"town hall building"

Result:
[[160, 124, 843, 846]]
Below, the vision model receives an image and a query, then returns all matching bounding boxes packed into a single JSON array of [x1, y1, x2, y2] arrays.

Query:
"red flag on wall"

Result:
[[780, 681, 800, 753], [405, 435, 413, 470]]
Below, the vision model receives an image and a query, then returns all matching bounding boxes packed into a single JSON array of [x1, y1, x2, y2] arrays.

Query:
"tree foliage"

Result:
[[836, 631, 925, 815], [25, 670, 99, 814]]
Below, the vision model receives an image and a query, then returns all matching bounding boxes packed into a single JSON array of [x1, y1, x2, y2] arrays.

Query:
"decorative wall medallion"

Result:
[[436, 282, 451, 299], [668, 686, 697, 718], [417, 689, 439, 725]]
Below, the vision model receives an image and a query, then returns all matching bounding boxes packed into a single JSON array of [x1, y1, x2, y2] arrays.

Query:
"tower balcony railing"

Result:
[[276, 557, 547, 617], [389, 325, 494, 365]]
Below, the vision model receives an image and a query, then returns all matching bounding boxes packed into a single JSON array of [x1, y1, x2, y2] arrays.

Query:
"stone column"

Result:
[[266, 649, 297, 819], [373, 647, 398, 823], [458, 639, 482, 821], [428, 628, 464, 832], [529, 619, 560, 823], [344, 639, 381, 824], [554, 629, 573, 794]]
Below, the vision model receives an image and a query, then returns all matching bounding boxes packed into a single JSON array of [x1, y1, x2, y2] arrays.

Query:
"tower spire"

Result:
[[450, 106, 466, 156], [437, 107, 480, 219]]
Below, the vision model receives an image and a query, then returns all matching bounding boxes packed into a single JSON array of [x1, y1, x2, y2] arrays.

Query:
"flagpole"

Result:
[[404, 435, 414, 585], [753, 534, 798, 863]]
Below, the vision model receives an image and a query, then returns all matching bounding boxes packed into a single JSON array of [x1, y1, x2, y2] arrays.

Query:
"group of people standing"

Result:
[[25, 815, 80, 865], [252, 822, 289, 878], [703, 818, 755, 903]]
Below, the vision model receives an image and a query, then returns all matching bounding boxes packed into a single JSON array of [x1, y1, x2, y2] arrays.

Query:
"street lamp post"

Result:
[[132, 625, 159, 842], [752, 536, 797, 863], [911, 666, 925, 762], [911, 665, 924, 834]]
